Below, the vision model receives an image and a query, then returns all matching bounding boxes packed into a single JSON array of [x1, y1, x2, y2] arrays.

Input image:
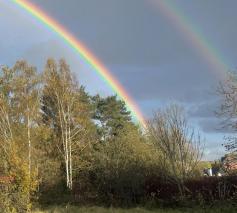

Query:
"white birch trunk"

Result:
[[69, 120, 72, 190], [27, 105, 31, 178]]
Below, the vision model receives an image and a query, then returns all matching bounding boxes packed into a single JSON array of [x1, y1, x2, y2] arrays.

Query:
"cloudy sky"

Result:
[[1, 0, 237, 160]]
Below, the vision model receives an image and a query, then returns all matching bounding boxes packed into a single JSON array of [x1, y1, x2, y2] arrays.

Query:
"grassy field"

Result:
[[33, 205, 237, 213]]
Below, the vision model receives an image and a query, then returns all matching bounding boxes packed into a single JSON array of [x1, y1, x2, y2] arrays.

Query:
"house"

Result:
[[221, 153, 237, 173]]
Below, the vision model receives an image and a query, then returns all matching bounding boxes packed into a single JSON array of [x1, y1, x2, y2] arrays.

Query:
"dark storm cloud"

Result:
[[188, 99, 220, 119], [28, 0, 209, 66], [199, 116, 237, 134], [27, 0, 237, 68], [199, 118, 226, 133], [2, 0, 237, 160], [188, 99, 237, 134], [112, 63, 218, 103], [5, 0, 235, 103]]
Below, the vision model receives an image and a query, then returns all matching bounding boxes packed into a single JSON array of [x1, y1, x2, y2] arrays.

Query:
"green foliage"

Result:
[[0, 150, 38, 212], [39, 58, 97, 190], [92, 95, 133, 139], [74, 124, 159, 205], [0, 59, 211, 211], [0, 61, 40, 212]]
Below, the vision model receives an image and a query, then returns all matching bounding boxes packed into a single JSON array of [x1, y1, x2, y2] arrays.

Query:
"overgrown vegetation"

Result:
[[33, 204, 237, 213], [0, 59, 236, 212]]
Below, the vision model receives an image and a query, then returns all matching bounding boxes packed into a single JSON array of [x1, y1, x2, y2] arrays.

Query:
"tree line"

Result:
[[0, 59, 204, 212]]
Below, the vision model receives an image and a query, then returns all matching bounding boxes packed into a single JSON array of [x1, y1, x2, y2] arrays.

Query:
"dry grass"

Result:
[[33, 205, 237, 213]]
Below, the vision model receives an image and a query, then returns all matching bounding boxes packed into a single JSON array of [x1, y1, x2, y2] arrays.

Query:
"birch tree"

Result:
[[11, 61, 41, 177], [0, 61, 40, 211], [0, 66, 15, 167], [42, 58, 88, 190]]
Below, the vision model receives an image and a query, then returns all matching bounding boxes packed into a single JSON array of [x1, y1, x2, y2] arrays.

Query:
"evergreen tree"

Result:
[[92, 95, 133, 140]]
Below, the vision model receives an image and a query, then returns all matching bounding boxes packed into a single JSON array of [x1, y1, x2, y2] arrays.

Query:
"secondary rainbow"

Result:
[[12, 0, 146, 128], [150, 0, 230, 79]]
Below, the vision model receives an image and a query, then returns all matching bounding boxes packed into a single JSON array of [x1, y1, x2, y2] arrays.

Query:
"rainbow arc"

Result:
[[11, 0, 230, 129], [12, 0, 147, 128], [150, 0, 229, 79]]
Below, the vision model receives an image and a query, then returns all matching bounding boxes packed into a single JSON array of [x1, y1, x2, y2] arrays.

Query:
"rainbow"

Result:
[[150, 0, 229, 79], [11, 0, 146, 128]]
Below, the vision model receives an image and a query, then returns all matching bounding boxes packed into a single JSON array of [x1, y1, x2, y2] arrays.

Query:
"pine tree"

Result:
[[92, 95, 133, 141]]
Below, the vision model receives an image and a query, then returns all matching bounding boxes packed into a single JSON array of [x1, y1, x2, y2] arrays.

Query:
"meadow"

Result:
[[33, 205, 237, 213]]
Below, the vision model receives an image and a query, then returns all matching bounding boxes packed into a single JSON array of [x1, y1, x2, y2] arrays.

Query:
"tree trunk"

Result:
[[27, 107, 31, 178]]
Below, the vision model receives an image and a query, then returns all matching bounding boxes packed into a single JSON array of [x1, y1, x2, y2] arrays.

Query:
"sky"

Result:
[[1, 0, 237, 160]]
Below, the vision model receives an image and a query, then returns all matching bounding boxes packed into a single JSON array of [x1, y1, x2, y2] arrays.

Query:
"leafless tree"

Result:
[[217, 72, 237, 153], [147, 105, 203, 196]]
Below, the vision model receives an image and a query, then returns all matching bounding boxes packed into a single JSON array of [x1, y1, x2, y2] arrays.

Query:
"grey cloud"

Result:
[[2, 0, 237, 160], [22, 39, 114, 97], [22, 40, 218, 106], [113, 64, 218, 103], [198, 118, 237, 134], [28, 0, 237, 68], [188, 98, 237, 134], [188, 99, 220, 119], [27, 0, 210, 66]]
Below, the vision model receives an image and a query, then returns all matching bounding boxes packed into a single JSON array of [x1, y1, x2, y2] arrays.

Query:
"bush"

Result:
[[145, 176, 237, 205]]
